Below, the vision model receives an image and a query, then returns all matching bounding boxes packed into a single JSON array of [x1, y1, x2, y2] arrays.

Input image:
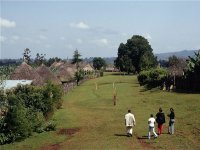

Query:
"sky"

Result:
[[0, 0, 200, 59]]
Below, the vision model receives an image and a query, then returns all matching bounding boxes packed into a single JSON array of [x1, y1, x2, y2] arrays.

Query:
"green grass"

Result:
[[1, 73, 200, 150]]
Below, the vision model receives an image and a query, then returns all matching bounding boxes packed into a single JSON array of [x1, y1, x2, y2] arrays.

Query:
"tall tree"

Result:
[[23, 48, 31, 64], [71, 49, 83, 85], [93, 57, 106, 70], [34, 53, 46, 66], [71, 49, 82, 69], [115, 35, 157, 73]]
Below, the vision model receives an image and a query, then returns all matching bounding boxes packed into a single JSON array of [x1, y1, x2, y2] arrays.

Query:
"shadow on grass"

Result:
[[109, 72, 135, 76], [114, 134, 128, 137], [137, 136, 149, 139]]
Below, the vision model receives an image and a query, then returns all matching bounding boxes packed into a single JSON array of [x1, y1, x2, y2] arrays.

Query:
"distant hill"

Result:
[[156, 50, 199, 60]]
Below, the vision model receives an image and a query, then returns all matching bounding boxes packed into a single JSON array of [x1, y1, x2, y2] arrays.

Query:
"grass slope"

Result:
[[1, 73, 200, 150]]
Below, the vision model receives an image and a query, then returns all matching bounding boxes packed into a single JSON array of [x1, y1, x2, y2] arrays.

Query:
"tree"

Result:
[[71, 49, 83, 85], [115, 35, 157, 73], [23, 48, 31, 64], [93, 57, 106, 70], [71, 49, 82, 69], [34, 53, 46, 66], [46, 57, 62, 67], [168, 55, 179, 67]]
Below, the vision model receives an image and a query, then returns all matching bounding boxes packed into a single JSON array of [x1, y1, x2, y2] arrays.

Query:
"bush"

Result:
[[0, 83, 63, 144], [1, 94, 32, 143], [138, 68, 167, 89], [44, 121, 56, 131], [100, 71, 104, 77]]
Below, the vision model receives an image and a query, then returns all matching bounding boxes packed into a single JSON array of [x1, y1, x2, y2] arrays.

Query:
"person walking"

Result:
[[148, 114, 158, 139], [168, 108, 175, 134], [125, 109, 136, 137], [156, 108, 165, 135]]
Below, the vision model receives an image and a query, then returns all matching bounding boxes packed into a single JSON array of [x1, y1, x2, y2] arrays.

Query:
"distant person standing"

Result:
[[156, 108, 166, 135], [168, 108, 175, 134], [125, 109, 136, 137], [148, 114, 158, 139]]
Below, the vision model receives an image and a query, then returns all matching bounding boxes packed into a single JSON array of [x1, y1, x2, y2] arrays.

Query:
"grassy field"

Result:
[[1, 73, 200, 150]]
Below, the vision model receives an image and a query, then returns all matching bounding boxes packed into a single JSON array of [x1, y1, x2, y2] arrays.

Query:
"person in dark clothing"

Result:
[[167, 108, 175, 134], [156, 108, 165, 135]]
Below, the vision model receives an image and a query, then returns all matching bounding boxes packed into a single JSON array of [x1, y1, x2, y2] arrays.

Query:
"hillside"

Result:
[[155, 50, 199, 60]]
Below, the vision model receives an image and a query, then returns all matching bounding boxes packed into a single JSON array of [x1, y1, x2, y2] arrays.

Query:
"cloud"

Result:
[[0, 17, 16, 28], [70, 22, 90, 29], [39, 35, 47, 40], [0, 36, 7, 43], [76, 38, 83, 44]]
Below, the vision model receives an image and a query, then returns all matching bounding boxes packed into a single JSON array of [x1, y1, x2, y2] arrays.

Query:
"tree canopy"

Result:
[[93, 57, 106, 70], [71, 49, 82, 68], [115, 35, 157, 73]]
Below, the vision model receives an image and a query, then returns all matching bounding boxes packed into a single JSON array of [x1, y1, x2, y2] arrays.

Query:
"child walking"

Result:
[[148, 114, 158, 139]]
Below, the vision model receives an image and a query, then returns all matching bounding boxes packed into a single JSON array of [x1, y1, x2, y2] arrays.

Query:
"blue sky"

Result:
[[1, 0, 200, 59]]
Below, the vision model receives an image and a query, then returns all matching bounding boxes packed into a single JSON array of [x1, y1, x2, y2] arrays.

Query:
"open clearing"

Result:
[[1, 73, 200, 150]]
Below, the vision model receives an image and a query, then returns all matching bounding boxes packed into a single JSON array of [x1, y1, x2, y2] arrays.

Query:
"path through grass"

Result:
[[1, 73, 200, 150]]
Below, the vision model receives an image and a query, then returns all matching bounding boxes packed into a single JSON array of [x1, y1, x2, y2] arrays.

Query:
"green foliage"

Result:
[[74, 69, 85, 85], [138, 68, 168, 88], [93, 57, 106, 70], [176, 50, 200, 92], [2, 94, 32, 142], [44, 121, 56, 131], [115, 35, 157, 73], [34, 53, 46, 66], [168, 55, 179, 67], [45, 57, 62, 67], [71, 49, 82, 67], [0, 83, 63, 145], [100, 71, 104, 77], [23, 48, 31, 64]]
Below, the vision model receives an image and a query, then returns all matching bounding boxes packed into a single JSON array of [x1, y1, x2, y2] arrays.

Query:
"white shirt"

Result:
[[148, 117, 156, 127], [125, 113, 136, 126]]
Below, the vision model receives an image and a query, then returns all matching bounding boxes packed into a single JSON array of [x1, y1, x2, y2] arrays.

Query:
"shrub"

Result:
[[0, 83, 63, 144], [100, 71, 104, 77], [44, 121, 56, 131], [138, 68, 167, 89], [1, 94, 32, 143]]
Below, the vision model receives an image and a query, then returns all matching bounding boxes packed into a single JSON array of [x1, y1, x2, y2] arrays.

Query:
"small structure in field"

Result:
[[36, 64, 61, 85], [55, 65, 74, 83], [10, 62, 44, 85]]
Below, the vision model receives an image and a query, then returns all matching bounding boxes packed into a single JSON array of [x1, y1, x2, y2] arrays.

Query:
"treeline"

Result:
[[0, 82, 63, 144]]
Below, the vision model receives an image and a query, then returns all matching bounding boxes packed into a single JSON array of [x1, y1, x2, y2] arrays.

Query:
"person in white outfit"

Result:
[[148, 114, 158, 139], [125, 109, 136, 137]]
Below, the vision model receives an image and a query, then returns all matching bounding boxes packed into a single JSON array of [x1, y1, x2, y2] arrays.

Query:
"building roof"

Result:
[[36, 64, 61, 85], [10, 62, 44, 85]]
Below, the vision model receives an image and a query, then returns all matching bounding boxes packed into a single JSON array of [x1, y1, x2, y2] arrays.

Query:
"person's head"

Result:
[[159, 108, 162, 112], [150, 114, 153, 117], [128, 109, 131, 113], [170, 108, 174, 112]]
